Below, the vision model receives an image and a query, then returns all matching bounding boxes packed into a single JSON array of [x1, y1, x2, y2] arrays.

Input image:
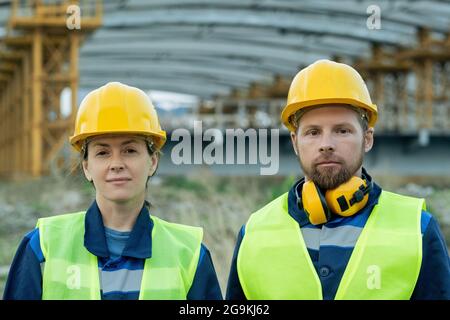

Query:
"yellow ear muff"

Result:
[[302, 180, 330, 225], [325, 176, 369, 217]]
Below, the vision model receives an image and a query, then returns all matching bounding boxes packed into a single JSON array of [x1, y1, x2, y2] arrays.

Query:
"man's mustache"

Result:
[[313, 155, 344, 166]]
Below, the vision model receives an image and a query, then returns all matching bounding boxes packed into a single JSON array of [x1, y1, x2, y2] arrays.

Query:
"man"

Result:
[[226, 59, 450, 300]]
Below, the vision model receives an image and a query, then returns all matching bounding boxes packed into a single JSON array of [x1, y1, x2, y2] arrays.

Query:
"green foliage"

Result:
[[162, 175, 208, 194], [268, 175, 299, 201], [215, 177, 232, 194], [29, 201, 51, 217], [0, 233, 23, 266]]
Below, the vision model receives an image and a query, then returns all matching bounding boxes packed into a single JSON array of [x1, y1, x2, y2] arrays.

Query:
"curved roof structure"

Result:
[[0, 0, 449, 97]]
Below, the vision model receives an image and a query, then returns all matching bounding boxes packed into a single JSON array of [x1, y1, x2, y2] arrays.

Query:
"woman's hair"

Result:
[[80, 136, 161, 160], [70, 135, 162, 183]]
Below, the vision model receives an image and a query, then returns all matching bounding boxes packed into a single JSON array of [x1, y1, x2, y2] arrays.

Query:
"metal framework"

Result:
[[0, 0, 448, 178], [354, 28, 450, 134], [60, 0, 450, 96], [186, 28, 450, 135], [0, 0, 448, 97], [0, 0, 101, 178]]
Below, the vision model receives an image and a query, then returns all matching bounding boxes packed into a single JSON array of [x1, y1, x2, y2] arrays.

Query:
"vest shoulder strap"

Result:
[[37, 212, 86, 259], [38, 212, 101, 299], [335, 190, 424, 299], [139, 216, 203, 299]]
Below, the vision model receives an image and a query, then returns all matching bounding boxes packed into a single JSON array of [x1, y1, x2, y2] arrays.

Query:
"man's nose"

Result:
[[319, 132, 336, 153], [319, 145, 335, 153]]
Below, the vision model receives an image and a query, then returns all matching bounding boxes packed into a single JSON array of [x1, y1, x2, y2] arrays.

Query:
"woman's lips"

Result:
[[106, 178, 131, 185]]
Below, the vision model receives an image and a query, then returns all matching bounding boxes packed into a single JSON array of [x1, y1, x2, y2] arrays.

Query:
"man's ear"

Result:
[[364, 127, 374, 152], [82, 160, 92, 182], [290, 131, 299, 156]]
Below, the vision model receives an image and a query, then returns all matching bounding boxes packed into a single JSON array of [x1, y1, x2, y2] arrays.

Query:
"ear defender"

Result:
[[325, 176, 371, 217], [299, 174, 372, 225], [301, 180, 332, 225]]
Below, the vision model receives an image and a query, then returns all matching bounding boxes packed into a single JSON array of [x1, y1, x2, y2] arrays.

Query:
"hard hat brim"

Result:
[[281, 98, 378, 132], [70, 130, 167, 152]]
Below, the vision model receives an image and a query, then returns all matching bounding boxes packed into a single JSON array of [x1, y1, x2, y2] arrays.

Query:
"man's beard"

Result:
[[299, 146, 364, 190]]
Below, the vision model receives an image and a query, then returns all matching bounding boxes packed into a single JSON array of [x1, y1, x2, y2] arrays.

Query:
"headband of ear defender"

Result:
[[297, 172, 372, 225]]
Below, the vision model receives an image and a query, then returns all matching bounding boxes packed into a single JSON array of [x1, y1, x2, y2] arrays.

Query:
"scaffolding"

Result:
[[0, 0, 102, 178], [190, 28, 450, 135], [357, 28, 450, 134], [0, 4, 448, 178]]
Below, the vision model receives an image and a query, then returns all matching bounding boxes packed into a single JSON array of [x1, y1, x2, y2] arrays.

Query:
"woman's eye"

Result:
[[124, 148, 137, 154], [96, 151, 108, 156], [338, 128, 350, 134]]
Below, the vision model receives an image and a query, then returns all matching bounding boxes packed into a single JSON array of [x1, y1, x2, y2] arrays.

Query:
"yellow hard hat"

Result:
[[70, 82, 167, 152], [281, 59, 378, 131]]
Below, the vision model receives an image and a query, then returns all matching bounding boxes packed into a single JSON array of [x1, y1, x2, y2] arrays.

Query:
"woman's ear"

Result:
[[290, 131, 299, 156], [82, 160, 92, 182]]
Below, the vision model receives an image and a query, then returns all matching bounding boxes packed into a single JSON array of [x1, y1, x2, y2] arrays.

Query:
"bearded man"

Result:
[[225, 59, 450, 300]]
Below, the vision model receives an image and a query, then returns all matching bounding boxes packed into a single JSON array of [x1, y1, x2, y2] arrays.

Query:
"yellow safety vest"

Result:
[[237, 190, 424, 299], [37, 212, 202, 300]]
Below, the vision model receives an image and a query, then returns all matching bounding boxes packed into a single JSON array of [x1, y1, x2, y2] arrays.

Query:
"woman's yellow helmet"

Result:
[[70, 82, 166, 152]]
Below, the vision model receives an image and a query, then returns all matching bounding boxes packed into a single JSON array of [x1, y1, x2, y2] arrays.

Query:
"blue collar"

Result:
[[84, 200, 153, 259], [287, 168, 382, 227]]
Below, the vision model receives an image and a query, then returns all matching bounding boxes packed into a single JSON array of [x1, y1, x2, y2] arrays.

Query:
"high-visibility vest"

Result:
[[237, 190, 424, 299], [37, 212, 202, 300]]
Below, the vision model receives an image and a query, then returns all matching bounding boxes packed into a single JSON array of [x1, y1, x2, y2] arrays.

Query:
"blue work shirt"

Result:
[[226, 171, 450, 300], [4, 201, 223, 300]]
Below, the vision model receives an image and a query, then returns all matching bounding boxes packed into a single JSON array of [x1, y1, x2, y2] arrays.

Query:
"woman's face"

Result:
[[82, 135, 158, 205]]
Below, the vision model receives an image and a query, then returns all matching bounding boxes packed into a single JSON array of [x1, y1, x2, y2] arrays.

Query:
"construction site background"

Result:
[[1, 172, 449, 298], [0, 0, 449, 299]]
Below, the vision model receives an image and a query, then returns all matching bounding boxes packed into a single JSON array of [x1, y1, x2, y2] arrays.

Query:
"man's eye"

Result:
[[338, 128, 350, 134], [306, 130, 319, 136], [124, 148, 137, 154]]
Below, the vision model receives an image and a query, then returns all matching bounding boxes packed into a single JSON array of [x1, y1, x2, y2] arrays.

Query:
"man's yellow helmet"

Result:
[[281, 59, 378, 131]]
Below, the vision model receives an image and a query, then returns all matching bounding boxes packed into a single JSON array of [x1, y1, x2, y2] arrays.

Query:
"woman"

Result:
[[4, 82, 222, 300]]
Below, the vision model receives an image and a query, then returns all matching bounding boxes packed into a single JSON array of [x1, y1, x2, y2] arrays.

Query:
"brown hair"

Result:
[[70, 135, 162, 185], [290, 104, 369, 132], [80, 136, 161, 160]]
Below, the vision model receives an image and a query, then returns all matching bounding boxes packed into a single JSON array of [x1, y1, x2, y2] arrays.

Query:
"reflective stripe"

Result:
[[100, 268, 144, 294], [301, 228, 321, 251], [320, 225, 363, 248], [301, 225, 363, 250]]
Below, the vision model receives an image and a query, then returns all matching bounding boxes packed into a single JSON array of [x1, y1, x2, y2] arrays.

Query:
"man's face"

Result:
[[290, 105, 374, 190]]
